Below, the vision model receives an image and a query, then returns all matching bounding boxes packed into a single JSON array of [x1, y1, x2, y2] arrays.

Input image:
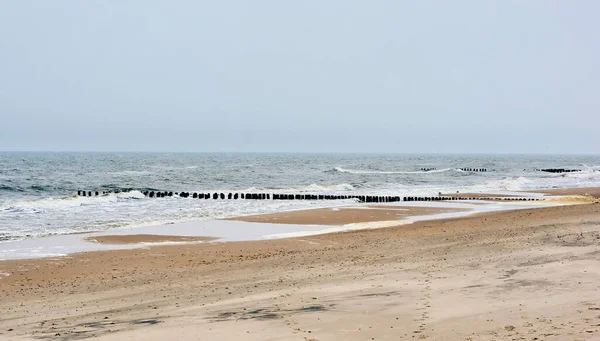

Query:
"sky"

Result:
[[0, 1, 598, 153]]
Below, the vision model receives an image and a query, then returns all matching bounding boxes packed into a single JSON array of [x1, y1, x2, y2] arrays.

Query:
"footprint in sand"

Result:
[[412, 272, 434, 338]]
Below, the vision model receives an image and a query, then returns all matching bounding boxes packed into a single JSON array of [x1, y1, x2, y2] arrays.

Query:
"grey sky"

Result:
[[0, 1, 598, 153]]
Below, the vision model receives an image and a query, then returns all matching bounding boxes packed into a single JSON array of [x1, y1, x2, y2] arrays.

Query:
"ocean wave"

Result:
[[477, 176, 533, 191], [99, 185, 160, 192], [566, 169, 600, 176], [240, 183, 357, 193], [0, 190, 146, 213], [541, 169, 600, 179], [112, 170, 153, 175], [29, 185, 54, 192], [288, 183, 356, 192], [468, 172, 599, 193], [577, 163, 600, 169], [0, 185, 22, 192], [146, 165, 199, 171], [87, 170, 153, 178], [332, 167, 452, 175]]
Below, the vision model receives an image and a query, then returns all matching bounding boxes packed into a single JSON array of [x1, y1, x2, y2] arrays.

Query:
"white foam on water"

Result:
[[0, 190, 146, 213], [239, 183, 357, 193], [0, 200, 564, 261], [264, 219, 416, 239], [0, 220, 349, 260], [0, 194, 359, 241], [333, 167, 453, 175], [2, 163, 599, 244]]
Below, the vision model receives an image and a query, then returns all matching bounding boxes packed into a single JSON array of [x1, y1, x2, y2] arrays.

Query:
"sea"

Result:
[[1, 152, 599, 243]]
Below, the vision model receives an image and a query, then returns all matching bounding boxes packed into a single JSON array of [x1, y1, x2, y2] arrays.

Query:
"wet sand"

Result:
[[440, 192, 519, 198], [85, 234, 218, 244], [227, 206, 470, 225], [1, 200, 600, 340]]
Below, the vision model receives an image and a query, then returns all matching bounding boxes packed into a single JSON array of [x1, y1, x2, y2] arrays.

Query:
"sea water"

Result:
[[1, 152, 599, 242]]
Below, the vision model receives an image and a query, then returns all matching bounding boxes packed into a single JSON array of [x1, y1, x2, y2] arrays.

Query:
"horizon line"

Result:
[[1, 150, 599, 156]]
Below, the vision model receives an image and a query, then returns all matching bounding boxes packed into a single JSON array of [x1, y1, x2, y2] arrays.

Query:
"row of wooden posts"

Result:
[[76, 190, 542, 202], [535, 168, 582, 173]]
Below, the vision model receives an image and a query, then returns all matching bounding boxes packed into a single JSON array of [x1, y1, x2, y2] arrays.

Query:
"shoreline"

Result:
[[84, 234, 218, 245], [0, 199, 554, 261], [1, 187, 598, 261], [1, 200, 599, 340], [526, 186, 600, 198]]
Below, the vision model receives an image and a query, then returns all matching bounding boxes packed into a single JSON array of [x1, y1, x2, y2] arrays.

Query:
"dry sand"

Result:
[[1, 199, 600, 340]]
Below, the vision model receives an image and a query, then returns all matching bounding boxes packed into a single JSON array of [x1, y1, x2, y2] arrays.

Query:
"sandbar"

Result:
[[85, 234, 218, 244], [227, 206, 470, 225]]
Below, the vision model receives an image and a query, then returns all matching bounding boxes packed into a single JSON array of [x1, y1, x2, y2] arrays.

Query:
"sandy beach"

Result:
[[84, 234, 218, 245], [1, 190, 600, 340], [4, 1, 599, 339], [528, 187, 600, 198], [439, 192, 520, 198], [227, 205, 470, 225]]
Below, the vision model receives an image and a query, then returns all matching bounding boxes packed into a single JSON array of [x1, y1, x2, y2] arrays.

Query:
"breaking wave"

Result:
[[471, 176, 533, 192], [241, 183, 357, 193], [331, 167, 452, 175], [0, 190, 146, 214]]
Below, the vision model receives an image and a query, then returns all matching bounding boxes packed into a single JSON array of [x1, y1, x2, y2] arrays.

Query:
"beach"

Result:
[[3, 0, 600, 338], [1, 188, 600, 340]]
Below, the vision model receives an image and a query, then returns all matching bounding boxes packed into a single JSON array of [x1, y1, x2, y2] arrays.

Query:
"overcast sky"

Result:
[[0, 1, 598, 153]]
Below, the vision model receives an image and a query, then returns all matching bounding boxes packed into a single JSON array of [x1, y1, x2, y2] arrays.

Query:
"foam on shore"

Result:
[[0, 197, 569, 260]]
